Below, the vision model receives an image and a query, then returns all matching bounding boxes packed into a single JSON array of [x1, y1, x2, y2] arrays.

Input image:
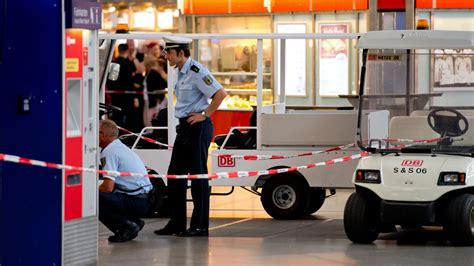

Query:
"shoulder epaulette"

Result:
[[190, 65, 200, 73]]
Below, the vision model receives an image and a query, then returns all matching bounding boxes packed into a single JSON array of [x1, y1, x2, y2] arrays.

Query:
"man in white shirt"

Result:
[[99, 119, 152, 243]]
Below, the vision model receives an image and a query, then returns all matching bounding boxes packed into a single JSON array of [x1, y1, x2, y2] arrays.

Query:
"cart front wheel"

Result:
[[344, 191, 380, 244], [444, 194, 474, 246]]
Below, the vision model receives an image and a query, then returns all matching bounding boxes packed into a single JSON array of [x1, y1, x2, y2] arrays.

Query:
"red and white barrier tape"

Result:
[[118, 126, 172, 149], [115, 124, 445, 161], [392, 137, 445, 149], [215, 143, 356, 161], [0, 151, 370, 180], [0, 137, 444, 179], [215, 137, 445, 161], [106, 90, 167, 95]]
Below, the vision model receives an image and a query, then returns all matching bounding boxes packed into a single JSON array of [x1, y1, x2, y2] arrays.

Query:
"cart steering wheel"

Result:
[[99, 103, 122, 117], [427, 108, 469, 137]]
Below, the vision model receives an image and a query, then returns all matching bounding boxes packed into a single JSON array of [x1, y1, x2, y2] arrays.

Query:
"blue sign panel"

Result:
[[66, 0, 102, 29]]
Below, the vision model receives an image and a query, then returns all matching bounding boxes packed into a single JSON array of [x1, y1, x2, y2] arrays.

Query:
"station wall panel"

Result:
[[189, 0, 229, 14], [231, 0, 267, 13], [436, 0, 474, 8], [0, 0, 62, 264], [272, 0, 311, 12], [355, 0, 369, 10], [183, 0, 369, 14], [313, 0, 353, 11], [416, 0, 433, 8]]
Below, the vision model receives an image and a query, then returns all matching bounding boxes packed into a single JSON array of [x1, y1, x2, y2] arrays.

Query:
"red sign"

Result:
[[377, 0, 405, 11], [401, 160, 424, 167], [218, 155, 235, 167]]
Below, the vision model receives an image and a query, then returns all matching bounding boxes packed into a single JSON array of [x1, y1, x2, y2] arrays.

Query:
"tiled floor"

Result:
[[98, 189, 474, 265]]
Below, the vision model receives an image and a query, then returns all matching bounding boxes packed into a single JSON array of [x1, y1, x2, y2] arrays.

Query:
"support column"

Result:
[[406, 0, 415, 29], [368, 0, 379, 31]]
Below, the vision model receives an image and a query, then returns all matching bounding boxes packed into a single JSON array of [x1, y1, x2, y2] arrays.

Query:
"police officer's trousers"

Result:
[[99, 192, 149, 233], [166, 117, 213, 231]]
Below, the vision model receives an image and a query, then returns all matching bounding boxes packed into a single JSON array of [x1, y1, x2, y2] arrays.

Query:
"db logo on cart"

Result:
[[218, 155, 235, 167], [401, 160, 424, 167]]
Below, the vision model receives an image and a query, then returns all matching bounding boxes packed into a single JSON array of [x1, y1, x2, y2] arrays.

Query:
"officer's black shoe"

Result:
[[178, 228, 209, 237], [137, 219, 145, 231], [154, 226, 183, 236], [108, 222, 140, 243]]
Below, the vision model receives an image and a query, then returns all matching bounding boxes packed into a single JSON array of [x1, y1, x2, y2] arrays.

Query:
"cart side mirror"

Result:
[[108, 62, 120, 81]]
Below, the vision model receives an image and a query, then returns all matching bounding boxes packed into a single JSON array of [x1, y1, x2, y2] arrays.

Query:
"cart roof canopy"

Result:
[[356, 30, 474, 49]]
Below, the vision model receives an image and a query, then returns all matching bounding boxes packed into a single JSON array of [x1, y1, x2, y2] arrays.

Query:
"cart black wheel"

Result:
[[304, 188, 326, 215], [142, 170, 170, 218], [344, 191, 380, 244], [261, 173, 310, 220], [444, 194, 474, 246]]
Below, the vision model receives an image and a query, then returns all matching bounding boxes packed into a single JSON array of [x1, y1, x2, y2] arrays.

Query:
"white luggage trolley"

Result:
[[208, 34, 390, 219], [99, 32, 389, 219]]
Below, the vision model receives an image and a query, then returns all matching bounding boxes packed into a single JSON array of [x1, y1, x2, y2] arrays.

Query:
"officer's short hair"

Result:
[[166, 47, 190, 57], [100, 119, 119, 137]]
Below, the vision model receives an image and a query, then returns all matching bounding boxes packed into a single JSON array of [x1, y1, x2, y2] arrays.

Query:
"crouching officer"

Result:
[[99, 119, 152, 242], [154, 36, 227, 237]]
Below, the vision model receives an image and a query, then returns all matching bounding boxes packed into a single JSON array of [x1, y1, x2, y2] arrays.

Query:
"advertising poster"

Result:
[[319, 23, 349, 97], [433, 49, 474, 91], [277, 23, 306, 96]]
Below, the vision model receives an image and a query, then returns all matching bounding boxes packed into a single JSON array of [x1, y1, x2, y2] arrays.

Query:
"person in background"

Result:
[[99, 119, 152, 243], [106, 43, 135, 128], [239, 46, 250, 72], [154, 36, 227, 237], [127, 39, 145, 74], [147, 42, 161, 58], [147, 41, 167, 60], [125, 40, 146, 132], [143, 56, 168, 127], [155, 58, 169, 111]]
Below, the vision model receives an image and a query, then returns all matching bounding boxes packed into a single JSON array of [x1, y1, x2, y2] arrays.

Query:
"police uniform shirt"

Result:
[[100, 139, 152, 195], [174, 57, 221, 118]]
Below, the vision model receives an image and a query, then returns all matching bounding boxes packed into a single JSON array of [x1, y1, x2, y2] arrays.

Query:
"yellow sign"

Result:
[[65, 58, 79, 72]]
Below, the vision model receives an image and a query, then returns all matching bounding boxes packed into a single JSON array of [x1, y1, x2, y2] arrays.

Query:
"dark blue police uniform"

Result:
[[164, 55, 221, 235]]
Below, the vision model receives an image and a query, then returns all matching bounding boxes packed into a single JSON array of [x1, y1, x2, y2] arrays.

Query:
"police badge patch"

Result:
[[202, 75, 213, 85]]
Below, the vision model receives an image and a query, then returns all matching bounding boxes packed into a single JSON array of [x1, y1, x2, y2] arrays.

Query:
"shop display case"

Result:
[[210, 70, 273, 135], [195, 16, 274, 112], [213, 71, 273, 110]]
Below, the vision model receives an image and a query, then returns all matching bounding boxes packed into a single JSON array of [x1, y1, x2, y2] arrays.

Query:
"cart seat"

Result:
[[388, 116, 439, 145], [214, 109, 256, 149]]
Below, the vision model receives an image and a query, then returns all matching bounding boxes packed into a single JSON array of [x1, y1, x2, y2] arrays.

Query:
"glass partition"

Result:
[[195, 16, 273, 110]]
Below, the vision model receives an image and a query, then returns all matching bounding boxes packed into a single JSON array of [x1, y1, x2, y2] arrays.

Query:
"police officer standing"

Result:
[[99, 119, 152, 242], [154, 36, 227, 237]]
